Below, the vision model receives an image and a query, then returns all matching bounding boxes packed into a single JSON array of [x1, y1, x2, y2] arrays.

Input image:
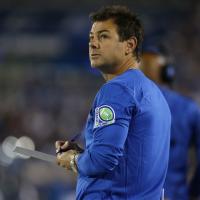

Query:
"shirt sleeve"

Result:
[[76, 82, 135, 177]]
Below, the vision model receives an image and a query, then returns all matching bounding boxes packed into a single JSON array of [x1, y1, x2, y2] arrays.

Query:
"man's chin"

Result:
[[90, 62, 114, 74], [90, 62, 101, 69]]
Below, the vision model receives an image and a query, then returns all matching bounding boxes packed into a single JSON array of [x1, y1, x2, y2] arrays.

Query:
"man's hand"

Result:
[[55, 140, 83, 154], [56, 149, 77, 170], [55, 140, 83, 172]]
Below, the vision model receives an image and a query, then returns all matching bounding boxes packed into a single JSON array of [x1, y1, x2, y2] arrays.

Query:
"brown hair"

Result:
[[90, 5, 144, 61]]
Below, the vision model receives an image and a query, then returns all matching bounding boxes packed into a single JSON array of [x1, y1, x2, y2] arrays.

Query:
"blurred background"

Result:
[[0, 0, 199, 199]]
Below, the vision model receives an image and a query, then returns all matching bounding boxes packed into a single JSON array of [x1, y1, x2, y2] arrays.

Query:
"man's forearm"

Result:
[[76, 144, 123, 176]]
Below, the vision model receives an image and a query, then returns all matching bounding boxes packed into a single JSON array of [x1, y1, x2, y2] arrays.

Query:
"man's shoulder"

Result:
[[105, 69, 152, 91], [111, 68, 146, 83], [98, 81, 131, 99], [96, 70, 165, 106]]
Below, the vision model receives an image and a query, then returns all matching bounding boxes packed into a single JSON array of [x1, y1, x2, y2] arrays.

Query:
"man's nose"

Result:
[[89, 39, 100, 49]]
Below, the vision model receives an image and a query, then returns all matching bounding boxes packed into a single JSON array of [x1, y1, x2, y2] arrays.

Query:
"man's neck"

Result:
[[102, 58, 139, 82]]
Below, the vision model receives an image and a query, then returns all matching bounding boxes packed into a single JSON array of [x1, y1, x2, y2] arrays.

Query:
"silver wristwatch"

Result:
[[70, 153, 79, 173]]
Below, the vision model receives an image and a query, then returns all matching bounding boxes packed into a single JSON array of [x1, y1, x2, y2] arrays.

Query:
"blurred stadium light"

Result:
[[2, 136, 17, 159], [15, 136, 35, 159]]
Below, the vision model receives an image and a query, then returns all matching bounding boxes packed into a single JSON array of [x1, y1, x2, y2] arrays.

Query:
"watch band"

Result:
[[70, 153, 79, 173]]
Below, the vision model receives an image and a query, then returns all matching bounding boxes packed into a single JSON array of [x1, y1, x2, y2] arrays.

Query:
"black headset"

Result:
[[143, 43, 176, 84], [154, 44, 176, 84], [160, 63, 176, 84]]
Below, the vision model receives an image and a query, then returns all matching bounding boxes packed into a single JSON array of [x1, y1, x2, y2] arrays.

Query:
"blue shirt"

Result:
[[161, 86, 200, 200], [76, 69, 171, 200]]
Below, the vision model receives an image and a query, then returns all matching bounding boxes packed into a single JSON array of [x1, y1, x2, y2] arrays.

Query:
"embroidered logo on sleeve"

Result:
[[94, 105, 115, 128]]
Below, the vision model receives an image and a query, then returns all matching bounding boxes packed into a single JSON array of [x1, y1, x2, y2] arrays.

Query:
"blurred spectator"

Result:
[[141, 44, 200, 200]]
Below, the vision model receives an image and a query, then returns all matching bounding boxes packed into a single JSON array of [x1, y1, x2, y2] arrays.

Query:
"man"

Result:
[[141, 45, 200, 200], [56, 6, 171, 200]]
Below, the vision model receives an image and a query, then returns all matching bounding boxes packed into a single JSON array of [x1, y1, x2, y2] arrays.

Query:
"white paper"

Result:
[[13, 146, 56, 163]]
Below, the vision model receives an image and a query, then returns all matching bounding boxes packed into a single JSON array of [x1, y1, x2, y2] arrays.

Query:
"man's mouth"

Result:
[[90, 54, 101, 58]]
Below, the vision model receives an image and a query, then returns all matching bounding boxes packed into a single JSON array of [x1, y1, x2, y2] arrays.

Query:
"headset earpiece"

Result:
[[160, 64, 176, 84]]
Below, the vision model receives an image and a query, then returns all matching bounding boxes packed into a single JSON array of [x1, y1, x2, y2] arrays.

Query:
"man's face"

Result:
[[141, 53, 165, 83], [89, 19, 127, 73]]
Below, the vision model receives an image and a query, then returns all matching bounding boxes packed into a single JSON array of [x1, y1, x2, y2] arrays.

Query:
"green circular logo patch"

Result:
[[99, 106, 114, 121]]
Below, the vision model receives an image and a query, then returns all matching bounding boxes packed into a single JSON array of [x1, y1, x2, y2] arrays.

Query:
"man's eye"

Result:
[[99, 35, 108, 40]]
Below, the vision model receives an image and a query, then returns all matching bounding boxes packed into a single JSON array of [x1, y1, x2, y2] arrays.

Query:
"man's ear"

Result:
[[125, 36, 137, 55]]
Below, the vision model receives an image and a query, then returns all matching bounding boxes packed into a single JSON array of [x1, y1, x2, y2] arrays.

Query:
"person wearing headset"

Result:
[[141, 44, 200, 200]]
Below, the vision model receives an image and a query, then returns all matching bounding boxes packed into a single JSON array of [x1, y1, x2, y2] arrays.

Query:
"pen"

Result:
[[56, 133, 82, 155]]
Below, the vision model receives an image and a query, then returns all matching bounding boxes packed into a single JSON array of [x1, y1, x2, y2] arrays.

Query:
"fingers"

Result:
[[56, 153, 65, 168], [55, 141, 70, 151], [56, 141, 69, 168], [56, 151, 75, 170], [60, 141, 69, 150], [55, 141, 65, 149], [55, 141, 69, 154], [60, 141, 83, 153], [56, 159, 66, 168]]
